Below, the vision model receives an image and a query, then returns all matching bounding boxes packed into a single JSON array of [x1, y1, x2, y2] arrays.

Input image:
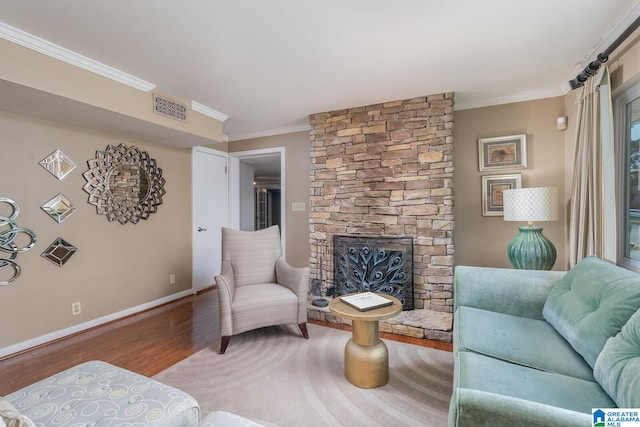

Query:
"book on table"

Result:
[[340, 292, 394, 311]]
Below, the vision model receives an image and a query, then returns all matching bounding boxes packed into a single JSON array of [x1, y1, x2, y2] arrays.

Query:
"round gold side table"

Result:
[[329, 294, 402, 388]]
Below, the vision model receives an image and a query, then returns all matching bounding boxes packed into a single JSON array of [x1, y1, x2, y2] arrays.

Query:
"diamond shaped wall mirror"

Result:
[[41, 193, 77, 223], [39, 149, 77, 180], [41, 237, 78, 267]]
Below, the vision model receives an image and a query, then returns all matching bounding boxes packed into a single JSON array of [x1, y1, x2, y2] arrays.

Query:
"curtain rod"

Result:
[[569, 14, 640, 90]]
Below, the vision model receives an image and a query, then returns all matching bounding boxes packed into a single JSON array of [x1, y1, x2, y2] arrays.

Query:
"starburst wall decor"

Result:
[[82, 144, 166, 224]]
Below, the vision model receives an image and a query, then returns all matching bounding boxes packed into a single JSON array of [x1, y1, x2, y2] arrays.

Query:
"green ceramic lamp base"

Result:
[[507, 225, 556, 270]]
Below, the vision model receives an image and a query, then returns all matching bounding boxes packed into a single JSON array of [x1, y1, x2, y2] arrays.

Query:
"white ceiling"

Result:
[[1, 0, 640, 142]]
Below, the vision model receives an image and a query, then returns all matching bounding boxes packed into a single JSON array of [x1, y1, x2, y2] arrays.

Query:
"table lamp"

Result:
[[502, 187, 559, 270]]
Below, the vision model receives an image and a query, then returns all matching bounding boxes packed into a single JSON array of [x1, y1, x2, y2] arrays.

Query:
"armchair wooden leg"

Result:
[[299, 322, 309, 339], [220, 336, 231, 354]]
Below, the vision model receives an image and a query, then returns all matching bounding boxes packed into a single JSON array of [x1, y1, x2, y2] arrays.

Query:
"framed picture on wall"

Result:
[[478, 134, 527, 171], [482, 174, 522, 216]]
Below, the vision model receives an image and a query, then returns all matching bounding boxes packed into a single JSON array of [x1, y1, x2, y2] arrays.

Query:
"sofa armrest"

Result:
[[454, 266, 565, 320], [275, 257, 310, 323], [215, 260, 235, 336]]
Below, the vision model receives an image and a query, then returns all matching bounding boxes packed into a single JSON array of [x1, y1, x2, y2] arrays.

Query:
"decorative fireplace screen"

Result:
[[333, 235, 413, 310]]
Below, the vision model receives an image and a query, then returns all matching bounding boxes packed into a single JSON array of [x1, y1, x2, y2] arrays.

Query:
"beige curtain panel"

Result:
[[569, 67, 612, 267]]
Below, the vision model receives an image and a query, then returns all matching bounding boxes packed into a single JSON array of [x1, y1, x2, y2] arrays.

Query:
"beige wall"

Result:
[[227, 131, 311, 268], [608, 28, 640, 93], [454, 97, 567, 270], [0, 111, 192, 350]]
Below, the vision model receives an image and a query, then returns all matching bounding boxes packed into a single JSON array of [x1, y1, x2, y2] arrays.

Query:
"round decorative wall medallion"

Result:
[[82, 144, 166, 224]]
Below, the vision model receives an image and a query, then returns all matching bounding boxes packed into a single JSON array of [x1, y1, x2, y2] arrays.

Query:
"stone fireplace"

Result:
[[308, 93, 455, 341]]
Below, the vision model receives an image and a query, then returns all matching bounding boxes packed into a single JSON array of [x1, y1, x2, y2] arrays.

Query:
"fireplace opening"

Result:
[[333, 235, 414, 310]]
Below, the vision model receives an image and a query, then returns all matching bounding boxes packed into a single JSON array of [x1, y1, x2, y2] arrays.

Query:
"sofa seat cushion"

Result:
[[454, 306, 594, 381], [454, 352, 615, 419], [594, 308, 640, 407], [5, 361, 200, 427], [231, 283, 299, 334], [542, 256, 640, 368]]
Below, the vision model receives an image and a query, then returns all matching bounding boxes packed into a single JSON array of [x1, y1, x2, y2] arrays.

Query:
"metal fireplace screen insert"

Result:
[[333, 235, 413, 310]]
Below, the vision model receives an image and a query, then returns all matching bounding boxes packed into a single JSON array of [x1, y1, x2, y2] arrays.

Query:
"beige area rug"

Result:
[[153, 323, 453, 427]]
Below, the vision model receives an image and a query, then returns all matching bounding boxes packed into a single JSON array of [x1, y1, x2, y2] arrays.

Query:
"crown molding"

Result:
[[228, 123, 311, 142], [454, 88, 564, 111], [191, 100, 229, 122], [0, 21, 156, 92]]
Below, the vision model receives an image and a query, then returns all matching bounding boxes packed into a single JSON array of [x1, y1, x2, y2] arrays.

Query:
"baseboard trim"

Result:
[[0, 290, 193, 359]]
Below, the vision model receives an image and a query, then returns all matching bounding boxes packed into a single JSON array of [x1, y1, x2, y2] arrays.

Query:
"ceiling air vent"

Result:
[[152, 94, 187, 122]]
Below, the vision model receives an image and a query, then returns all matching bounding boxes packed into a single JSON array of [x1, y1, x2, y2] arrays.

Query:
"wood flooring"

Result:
[[0, 288, 452, 396]]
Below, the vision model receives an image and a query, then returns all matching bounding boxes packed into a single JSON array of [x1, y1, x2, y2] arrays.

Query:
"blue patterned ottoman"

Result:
[[4, 360, 200, 426]]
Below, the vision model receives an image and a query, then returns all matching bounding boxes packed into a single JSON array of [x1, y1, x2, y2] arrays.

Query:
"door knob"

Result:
[[197, 227, 208, 232]]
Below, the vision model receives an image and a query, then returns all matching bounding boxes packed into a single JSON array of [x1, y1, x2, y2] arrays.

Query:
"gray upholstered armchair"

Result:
[[214, 225, 310, 354]]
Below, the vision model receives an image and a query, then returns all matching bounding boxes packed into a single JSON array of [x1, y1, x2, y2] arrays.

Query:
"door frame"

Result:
[[228, 147, 286, 256]]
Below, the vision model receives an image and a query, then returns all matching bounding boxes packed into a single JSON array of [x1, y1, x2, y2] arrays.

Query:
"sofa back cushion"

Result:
[[542, 256, 640, 367], [593, 308, 640, 407]]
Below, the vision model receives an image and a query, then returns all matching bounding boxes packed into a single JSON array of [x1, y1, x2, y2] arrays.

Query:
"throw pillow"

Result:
[[594, 308, 640, 407], [542, 256, 640, 367], [0, 398, 36, 427]]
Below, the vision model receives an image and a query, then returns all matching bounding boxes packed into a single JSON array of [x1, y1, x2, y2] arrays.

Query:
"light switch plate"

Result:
[[292, 202, 306, 211]]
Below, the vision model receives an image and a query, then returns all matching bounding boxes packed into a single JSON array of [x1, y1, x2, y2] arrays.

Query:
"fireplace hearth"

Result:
[[333, 235, 413, 310]]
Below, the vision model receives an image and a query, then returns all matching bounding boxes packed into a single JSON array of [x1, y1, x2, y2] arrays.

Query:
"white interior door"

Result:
[[192, 146, 228, 292]]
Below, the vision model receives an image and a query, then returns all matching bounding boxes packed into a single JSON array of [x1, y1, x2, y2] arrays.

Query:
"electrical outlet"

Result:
[[169, 274, 176, 285], [72, 302, 81, 316]]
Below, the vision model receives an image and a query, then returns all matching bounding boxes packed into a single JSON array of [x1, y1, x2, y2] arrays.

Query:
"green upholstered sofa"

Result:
[[449, 256, 640, 427]]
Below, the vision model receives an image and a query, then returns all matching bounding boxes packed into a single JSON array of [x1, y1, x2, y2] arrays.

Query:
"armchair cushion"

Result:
[[231, 283, 300, 335], [542, 256, 640, 367]]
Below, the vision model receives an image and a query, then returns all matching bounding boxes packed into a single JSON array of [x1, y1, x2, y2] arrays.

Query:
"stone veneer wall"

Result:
[[309, 93, 455, 320]]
